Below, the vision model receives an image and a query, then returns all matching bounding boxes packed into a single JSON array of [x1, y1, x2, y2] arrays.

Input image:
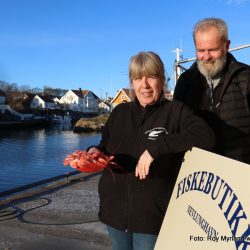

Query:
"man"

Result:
[[174, 17, 250, 164]]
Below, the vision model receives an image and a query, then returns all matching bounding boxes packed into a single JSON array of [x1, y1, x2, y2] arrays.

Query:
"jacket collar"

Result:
[[133, 93, 166, 111], [192, 53, 249, 103]]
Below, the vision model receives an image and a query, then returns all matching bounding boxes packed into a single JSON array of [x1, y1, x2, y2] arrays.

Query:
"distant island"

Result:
[[73, 114, 109, 132]]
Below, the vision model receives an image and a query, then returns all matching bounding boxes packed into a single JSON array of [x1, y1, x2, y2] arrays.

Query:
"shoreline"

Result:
[[0, 119, 51, 129]]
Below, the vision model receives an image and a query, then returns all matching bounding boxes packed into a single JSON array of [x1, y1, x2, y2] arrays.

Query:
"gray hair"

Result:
[[193, 18, 229, 44]]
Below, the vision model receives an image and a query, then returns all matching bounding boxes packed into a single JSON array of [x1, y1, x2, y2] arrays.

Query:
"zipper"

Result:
[[207, 77, 214, 111]]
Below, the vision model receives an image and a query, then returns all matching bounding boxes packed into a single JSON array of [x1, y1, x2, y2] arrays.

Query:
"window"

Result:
[[121, 95, 126, 101]]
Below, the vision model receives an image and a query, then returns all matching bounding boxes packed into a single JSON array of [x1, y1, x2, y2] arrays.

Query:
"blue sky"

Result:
[[0, 0, 250, 98]]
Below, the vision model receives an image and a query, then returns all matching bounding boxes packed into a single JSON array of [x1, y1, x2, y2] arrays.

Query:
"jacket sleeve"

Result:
[[146, 103, 215, 159], [239, 68, 250, 108], [173, 74, 187, 103]]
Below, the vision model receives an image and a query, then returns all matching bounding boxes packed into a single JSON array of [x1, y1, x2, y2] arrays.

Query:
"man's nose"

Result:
[[203, 51, 212, 61]]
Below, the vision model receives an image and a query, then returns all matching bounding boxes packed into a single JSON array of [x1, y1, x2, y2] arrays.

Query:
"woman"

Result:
[[89, 51, 215, 250]]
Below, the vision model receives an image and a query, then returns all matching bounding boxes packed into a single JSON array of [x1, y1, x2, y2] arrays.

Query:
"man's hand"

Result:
[[135, 150, 153, 180]]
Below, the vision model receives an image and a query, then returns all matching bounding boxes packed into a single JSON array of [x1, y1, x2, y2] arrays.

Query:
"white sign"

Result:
[[155, 147, 250, 250]]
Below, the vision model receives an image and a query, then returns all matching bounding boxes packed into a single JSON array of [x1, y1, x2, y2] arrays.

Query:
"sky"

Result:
[[0, 0, 250, 99]]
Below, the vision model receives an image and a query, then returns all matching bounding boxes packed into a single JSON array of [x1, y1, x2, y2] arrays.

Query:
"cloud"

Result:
[[226, 0, 249, 5], [222, 0, 249, 5]]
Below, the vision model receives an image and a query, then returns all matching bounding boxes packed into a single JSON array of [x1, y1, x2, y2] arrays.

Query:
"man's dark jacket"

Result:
[[174, 53, 250, 164]]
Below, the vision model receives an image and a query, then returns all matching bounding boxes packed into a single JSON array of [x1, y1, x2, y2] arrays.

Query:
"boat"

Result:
[[52, 115, 72, 124]]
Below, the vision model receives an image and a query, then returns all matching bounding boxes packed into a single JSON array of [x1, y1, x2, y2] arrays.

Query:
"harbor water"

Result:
[[0, 124, 101, 193]]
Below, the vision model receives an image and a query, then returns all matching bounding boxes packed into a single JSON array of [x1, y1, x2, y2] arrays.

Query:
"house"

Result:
[[110, 88, 173, 109], [165, 90, 173, 101], [52, 96, 61, 105], [85, 91, 100, 114], [60, 89, 100, 113], [30, 95, 55, 109], [0, 89, 6, 105], [98, 101, 111, 113], [50, 95, 63, 108], [111, 88, 135, 108], [22, 93, 36, 101]]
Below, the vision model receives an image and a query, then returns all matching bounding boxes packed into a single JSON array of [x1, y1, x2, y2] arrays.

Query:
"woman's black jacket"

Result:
[[97, 98, 215, 234]]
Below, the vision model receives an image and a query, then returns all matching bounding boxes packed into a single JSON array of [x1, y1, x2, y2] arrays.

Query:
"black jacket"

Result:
[[97, 98, 214, 234], [174, 53, 250, 164]]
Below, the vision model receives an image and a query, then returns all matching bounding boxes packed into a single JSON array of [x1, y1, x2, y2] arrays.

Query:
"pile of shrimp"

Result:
[[63, 150, 117, 173]]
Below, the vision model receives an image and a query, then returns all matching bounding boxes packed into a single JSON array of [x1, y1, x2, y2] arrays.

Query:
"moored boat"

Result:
[[52, 115, 72, 124]]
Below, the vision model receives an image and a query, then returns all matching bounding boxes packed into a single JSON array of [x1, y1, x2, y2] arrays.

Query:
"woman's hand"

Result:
[[87, 147, 100, 154], [135, 150, 153, 180]]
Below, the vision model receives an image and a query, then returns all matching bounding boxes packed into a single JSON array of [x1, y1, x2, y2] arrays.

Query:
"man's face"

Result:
[[195, 26, 229, 78]]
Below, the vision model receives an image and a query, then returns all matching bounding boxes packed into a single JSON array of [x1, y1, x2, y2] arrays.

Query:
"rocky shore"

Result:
[[73, 114, 109, 132]]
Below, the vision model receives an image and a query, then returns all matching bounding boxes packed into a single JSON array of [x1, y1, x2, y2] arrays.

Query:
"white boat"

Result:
[[52, 115, 72, 124]]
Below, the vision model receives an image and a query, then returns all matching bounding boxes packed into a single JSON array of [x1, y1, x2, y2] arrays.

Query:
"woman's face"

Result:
[[132, 76, 163, 108]]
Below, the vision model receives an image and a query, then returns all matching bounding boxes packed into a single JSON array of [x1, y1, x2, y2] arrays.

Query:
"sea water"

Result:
[[0, 124, 101, 192]]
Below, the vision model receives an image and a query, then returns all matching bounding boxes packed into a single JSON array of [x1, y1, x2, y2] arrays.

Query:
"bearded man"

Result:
[[174, 17, 250, 164]]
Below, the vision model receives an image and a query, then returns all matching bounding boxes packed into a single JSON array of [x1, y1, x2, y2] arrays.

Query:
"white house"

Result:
[[98, 101, 111, 113], [165, 90, 174, 100], [52, 96, 61, 104], [60, 89, 84, 111], [30, 95, 55, 109], [84, 90, 100, 114], [50, 96, 63, 108], [60, 89, 100, 113]]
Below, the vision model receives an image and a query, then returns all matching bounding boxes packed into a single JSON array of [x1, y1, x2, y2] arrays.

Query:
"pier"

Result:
[[0, 172, 111, 250]]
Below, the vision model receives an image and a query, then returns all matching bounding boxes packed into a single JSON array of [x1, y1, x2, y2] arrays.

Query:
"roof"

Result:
[[71, 89, 99, 99], [22, 93, 36, 100], [90, 91, 100, 100], [99, 101, 111, 107], [71, 89, 87, 98], [122, 88, 135, 99], [36, 95, 55, 103]]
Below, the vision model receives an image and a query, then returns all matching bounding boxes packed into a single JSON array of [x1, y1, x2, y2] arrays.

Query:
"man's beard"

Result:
[[197, 54, 227, 78]]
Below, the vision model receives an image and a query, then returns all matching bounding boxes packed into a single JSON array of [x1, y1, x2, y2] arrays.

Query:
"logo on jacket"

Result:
[[145, 127, 168, 140]]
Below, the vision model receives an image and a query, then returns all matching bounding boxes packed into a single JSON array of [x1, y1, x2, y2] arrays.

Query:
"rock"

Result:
[[74, 114, 109, 132]]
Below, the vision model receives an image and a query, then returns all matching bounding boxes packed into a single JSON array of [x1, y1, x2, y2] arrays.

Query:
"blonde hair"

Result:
[[129, 51, 166, 86]]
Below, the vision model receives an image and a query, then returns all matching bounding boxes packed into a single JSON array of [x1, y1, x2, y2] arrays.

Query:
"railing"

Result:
[[0, 171, 101, 206], [173, 44, 250, 85]]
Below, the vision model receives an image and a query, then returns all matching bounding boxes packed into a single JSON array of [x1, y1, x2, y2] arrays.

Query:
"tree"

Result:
[[43, 85, 53, 95], [0, 80, 9, 91], [30, 87, 43, 94], [19, 84, 31, 93]]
